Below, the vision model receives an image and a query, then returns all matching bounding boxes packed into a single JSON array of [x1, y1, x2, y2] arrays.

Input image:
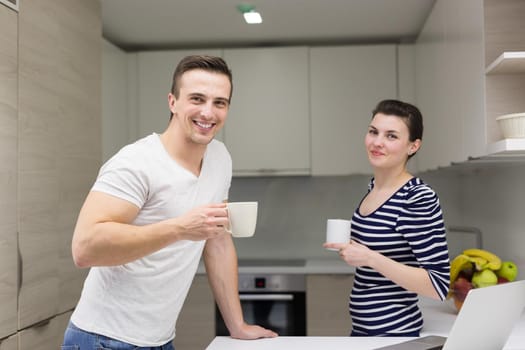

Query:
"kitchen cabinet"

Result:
[[172, 275, 215, 350], [223, 47, 310, 176], [0, 333, 17, 350], [306, 274, 354, 336], [18, 311, 71, 350], [414, 0, 525, 171], [0, 1, 18, 340], [135, 49, 224, 140], [17, 0, 101, 329], [129, 45, 400, 176], [309, 45, 397, 175]]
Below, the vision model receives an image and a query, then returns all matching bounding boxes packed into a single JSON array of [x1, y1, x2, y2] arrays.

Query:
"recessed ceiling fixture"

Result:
[[236, 4, 263, 24]]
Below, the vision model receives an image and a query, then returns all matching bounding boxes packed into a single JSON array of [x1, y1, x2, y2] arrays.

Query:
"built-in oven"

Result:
[[215, 272, 306, 336]]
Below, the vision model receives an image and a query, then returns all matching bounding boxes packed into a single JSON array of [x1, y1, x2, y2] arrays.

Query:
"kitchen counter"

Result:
[[197, 258, 355, 275], [206, 297, 525, 350], [207, 336, 417, 350]]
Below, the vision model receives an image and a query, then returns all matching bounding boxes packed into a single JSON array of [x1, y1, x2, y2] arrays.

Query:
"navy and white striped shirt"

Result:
[[349, 177, 450, 336]]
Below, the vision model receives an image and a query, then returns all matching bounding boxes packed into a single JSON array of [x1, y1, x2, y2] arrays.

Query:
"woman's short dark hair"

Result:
[[372, 99, 423, 142]]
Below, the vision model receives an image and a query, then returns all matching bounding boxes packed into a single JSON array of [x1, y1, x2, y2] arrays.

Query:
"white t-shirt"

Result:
[[71, 133, 232, 346]]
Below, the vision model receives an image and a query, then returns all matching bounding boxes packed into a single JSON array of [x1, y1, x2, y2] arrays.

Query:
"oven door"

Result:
[[215, 291, 306, 336]]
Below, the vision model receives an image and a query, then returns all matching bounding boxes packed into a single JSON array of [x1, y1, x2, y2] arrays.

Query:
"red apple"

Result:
[[497, 276, 509, 284], [453, 277, 473, 302]]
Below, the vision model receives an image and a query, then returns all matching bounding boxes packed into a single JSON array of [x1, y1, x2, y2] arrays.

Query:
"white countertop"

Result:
[[207, 336, 417, 350], [197, 258, 355, 275], [206, 298, 525, 350]]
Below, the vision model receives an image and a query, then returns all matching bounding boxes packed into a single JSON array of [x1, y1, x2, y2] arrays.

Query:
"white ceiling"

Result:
[[101, 0, 436, 51]]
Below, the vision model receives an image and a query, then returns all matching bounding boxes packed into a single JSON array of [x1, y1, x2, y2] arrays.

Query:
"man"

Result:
[[62, 55, 277, 349]]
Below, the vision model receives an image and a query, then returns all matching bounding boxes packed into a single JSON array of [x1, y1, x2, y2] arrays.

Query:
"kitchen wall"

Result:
[[102, 39, 138, 161], [102, 40, 525, 280], [228, 169, 463, 260], [456, 163, 525, 274]]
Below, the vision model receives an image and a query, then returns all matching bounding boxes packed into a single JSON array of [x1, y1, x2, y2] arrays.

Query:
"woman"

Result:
[[324, 99, 450, 337]]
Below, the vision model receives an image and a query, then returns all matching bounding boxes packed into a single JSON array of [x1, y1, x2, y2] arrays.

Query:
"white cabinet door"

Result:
[[310, 45, 397, 175], [0, 3, 18, 339], [223, 47, 310, 176], [136, 49, 223, 139]]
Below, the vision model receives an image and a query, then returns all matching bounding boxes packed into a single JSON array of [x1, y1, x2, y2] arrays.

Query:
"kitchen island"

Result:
[[206, 297, 525, 350]]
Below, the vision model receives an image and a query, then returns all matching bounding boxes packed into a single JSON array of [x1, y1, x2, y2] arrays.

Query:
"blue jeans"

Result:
[[62, 322, 175, 350]]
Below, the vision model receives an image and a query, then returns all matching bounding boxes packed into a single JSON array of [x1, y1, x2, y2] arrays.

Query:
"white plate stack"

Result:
[[496, 112, 525, 139]]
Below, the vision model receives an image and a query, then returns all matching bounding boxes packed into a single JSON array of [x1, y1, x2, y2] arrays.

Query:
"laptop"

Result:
[[374, 279, 525, 350]]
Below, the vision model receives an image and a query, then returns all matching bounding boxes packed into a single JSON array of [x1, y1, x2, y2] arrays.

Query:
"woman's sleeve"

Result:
[[397, 184, 451, 300]]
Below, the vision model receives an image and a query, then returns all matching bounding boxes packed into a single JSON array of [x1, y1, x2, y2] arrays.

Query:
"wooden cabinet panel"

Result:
[[310, 45, 397, 175], [52, 0, 101, 314], [306, 274, 354, 336], [17, 0, 102, 328], [172, 275, 215, 350], [223, 47, 310, 176], [18, 0, 62, 328], [0, 333, 18, 350], [18, 311, 71, 350], [0, 3, 18, 339]]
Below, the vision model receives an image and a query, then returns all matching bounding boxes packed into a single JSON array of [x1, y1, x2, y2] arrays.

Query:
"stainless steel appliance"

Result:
[[215, 260, 306, 336]]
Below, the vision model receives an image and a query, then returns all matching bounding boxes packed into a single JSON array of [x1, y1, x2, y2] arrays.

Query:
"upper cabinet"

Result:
[[223, 47, 310, 176], [414, 0, 525, 171], [115, 44, 400, 176], [309, 45, 397, 175]]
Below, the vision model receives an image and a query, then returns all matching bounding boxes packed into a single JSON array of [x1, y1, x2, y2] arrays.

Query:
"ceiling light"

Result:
[[237, 4, 263, 24], [243, 11, 262, 24]]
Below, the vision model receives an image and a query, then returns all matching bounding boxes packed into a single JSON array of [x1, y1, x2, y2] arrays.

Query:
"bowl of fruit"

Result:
[[449, 248, 519, 312]]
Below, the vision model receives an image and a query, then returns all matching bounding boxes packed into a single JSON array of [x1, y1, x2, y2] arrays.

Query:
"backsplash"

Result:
[[229, 163, 525, 282], [229, 171, 463, 260]]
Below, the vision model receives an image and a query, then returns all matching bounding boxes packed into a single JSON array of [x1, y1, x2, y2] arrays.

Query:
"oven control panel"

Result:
[[238, 274, 305, 292]]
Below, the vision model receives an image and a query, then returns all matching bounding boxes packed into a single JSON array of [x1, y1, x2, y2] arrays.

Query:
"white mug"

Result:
[[226, 202, 258, 238], [325, 219, 351, 251]]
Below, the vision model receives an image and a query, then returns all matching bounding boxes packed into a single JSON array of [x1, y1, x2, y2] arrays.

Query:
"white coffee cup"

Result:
[[226, 202, 258, 238], [325, 219, 351, 251]]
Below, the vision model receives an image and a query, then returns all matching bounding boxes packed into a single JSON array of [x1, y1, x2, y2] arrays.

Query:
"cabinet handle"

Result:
[[256, 169, 278, 174], [239, 294, 294, 301], [31, 318, 51, 329]]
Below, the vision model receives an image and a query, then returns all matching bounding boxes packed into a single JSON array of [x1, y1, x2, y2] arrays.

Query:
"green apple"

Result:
[[471, 269, 498, 288], [496, 261, 518, 282]]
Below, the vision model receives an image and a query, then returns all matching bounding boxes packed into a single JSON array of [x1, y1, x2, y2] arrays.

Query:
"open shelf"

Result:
[[486, 51, 525, 75]]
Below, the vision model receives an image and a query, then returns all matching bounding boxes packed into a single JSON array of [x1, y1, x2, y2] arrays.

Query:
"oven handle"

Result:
[[239, 293, 294, 301]]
